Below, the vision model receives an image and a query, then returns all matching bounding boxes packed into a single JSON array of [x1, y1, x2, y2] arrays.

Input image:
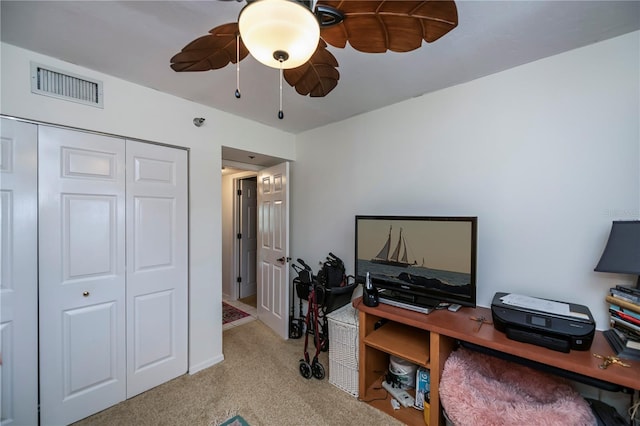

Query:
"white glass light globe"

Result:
[[239, 0, 320, 69]]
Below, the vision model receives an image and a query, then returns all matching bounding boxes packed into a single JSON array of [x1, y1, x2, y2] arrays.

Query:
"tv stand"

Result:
[[353, 297, 640, 426]]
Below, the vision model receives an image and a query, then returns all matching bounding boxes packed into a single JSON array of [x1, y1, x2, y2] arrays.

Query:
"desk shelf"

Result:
[[364, 322, 430, 367], [354, 297, 640, 426], [358, 306, 453, 426], [364, 375, 424, 425]]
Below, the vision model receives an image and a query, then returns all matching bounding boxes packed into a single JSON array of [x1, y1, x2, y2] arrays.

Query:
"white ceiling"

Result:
[[1, 1, 639, 136]]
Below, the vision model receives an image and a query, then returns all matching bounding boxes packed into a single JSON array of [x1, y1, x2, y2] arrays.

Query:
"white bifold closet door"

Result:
[[38, 126, 188, 425], [125, 140, 188, 398], [0, 118, 39, 426], [38, 126, 127, 425]]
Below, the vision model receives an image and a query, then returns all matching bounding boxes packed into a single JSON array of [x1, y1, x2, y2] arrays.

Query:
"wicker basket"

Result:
[[327, 303, 359, 397]]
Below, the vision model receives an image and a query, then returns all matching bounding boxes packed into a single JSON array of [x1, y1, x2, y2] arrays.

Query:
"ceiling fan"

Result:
[[170, 0, 458, 117]]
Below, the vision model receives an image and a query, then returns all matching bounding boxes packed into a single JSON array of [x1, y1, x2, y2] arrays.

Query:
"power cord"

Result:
[[358, 370, 391, 403], [358, 390, 390, 403], [630, 397, 639, 426]]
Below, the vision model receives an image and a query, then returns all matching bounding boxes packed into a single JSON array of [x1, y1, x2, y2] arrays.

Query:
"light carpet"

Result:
[[73, 320, 403, 426]]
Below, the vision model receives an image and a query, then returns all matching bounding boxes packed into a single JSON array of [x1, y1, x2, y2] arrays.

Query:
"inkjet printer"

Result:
[[491, 292, 595, 353]]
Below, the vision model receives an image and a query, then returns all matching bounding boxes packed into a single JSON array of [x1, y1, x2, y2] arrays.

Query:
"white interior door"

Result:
[[0, 118, 38, 426], [239, 178, 257, 299], [38, 126, 127, 425], [257, 162, 289, 339], [125, 141, 188, 398]]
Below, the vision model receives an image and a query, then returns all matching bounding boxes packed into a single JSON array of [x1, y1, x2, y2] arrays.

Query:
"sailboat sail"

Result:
[[374, 226, 392, 260], [372, 226, 415, 268], [400, 237, 409, 263], [389, 228, 403, 261]]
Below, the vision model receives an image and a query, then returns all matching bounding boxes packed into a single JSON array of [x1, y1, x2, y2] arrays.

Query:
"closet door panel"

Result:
[[63, 302, 119, 393], [63, 194, 118, 278], [126, 141, 188, 398], [134, 196, 174, 268], [39, 126, 126, 425], [0, 119, 38, 426]]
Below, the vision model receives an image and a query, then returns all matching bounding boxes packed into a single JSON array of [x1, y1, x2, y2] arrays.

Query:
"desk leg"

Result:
[[359, 310, 384, 399], [430, 332, 456, 426]]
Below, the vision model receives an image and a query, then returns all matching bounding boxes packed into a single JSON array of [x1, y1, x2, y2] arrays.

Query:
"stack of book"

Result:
[[604, 285, 640, 360]]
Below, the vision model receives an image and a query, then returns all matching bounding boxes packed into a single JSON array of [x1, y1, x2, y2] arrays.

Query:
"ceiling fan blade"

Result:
[[283, 40, 339, 97], [170, 22, 249, 72], [317, 0, 458, 53]]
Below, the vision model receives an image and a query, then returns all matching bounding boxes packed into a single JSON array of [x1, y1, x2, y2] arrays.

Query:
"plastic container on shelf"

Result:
[[389, 355, 418, 389]]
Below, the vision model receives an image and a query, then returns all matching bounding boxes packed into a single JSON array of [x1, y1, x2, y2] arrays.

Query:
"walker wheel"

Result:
[[289, 322, 302, 339], [299, 360, 312, 379], [312, 361, 325, 380]]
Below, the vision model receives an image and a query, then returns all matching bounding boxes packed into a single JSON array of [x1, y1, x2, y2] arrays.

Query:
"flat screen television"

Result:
[[355, 215, 477, 309]]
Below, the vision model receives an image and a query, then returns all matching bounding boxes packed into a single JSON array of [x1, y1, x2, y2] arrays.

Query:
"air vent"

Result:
[[30, 62, 104, 108]]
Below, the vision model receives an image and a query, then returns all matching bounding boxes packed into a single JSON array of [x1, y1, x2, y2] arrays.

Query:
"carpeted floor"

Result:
[[73, 320, 403, 426]]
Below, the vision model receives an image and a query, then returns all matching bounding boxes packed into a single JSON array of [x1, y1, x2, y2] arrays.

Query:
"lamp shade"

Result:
[[238, 0, 320, 69], [594, 220, 640, 275]]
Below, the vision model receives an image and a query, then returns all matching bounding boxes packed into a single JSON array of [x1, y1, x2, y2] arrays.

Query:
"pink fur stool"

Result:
[[439, 348, 596, 426]]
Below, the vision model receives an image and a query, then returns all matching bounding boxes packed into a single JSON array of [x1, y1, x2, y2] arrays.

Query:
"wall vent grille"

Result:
[[30, 62, 104, 108]]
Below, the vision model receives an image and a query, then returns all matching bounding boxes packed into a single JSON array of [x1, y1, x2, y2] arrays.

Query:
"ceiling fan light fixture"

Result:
[[238, 0, 320, 69]]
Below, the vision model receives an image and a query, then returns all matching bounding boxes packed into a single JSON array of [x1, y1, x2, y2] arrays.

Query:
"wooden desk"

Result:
[[353, 297, 640, 426]]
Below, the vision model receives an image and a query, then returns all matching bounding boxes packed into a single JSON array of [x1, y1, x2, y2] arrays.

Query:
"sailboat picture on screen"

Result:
[[355, 215, 477, 311]]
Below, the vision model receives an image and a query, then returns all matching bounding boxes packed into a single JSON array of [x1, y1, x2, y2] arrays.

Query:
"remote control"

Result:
[[382, 381, 414, 407], [448, 303, 462, 312]]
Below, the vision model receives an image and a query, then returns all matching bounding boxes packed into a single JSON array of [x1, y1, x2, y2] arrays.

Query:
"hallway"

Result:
[[222, 297, 257, 331]]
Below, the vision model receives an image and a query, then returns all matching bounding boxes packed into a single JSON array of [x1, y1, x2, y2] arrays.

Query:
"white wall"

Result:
[[3, 28, 638, 370], [290, 31, 640, 330], [1, 43, 296, 373]]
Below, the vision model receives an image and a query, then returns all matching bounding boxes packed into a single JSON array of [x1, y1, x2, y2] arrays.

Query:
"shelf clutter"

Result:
[[604, 285, 640, 360]]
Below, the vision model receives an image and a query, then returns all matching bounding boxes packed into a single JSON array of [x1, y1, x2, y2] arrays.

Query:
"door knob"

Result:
[[83, 291, 90, 297], [277, 257, 285, 264]]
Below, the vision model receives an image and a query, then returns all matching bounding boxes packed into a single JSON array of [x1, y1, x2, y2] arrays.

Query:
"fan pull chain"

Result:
[[278, 59, 284, 119], [235, 33, 241, 99]]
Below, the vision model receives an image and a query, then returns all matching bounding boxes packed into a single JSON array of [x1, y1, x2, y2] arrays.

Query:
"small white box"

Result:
[[414, 367, 431, 410]]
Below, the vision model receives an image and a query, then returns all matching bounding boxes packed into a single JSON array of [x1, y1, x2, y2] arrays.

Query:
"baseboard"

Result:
[[189, 354, 224, 374]]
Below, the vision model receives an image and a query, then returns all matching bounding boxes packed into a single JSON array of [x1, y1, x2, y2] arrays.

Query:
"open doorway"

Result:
[[221, 167, 259, 327], [221, 147, 287, 329], [237, 176, 257, 304]]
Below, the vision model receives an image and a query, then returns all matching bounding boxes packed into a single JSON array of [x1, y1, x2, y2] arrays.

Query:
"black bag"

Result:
[[585, 398, 629, 426], [316, 253, 357, 313], [317, 253, 346, 288]]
